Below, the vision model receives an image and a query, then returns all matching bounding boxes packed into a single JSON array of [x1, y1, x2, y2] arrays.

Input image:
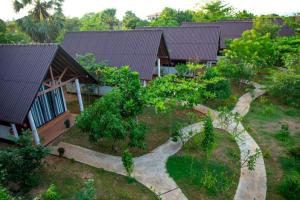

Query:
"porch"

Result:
[[38, 111, 76, 146]]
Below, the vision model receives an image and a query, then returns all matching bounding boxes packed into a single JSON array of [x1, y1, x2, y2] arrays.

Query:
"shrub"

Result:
[[122, 150, 134, 177], [204, 67, 231, 99], [64, 119, 70, 128], [278, 172, 300, 200], [275, 124, 290, 142], [0, 131, 49, 189], [42, 184, 60, 200], [75, 179, 96, 200], [201, 116, 215, 155], [269, 70, 300, 106], [170, 122, 184, 142]]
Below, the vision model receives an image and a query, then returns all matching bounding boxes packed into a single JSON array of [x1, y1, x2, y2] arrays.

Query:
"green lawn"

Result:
[[53, 106, 203, 157], [243, 96, 300, 200], [29, 156, 157, 200], [167, 129, 240, 200]]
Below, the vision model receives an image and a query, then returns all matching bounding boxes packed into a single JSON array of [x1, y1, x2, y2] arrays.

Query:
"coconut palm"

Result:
[[13, 0, 64, 42]]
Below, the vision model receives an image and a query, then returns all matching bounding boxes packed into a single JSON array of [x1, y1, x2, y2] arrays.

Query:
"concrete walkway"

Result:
[[194, 82, 267, 200], [51, 82, 267, 200], [51, 123, 203, 200]]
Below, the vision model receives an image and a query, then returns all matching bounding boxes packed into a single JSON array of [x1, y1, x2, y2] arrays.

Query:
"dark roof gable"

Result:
[[62, 30, 168, 80], [0, 44, 96, 124], [137, 26, 221, 61]]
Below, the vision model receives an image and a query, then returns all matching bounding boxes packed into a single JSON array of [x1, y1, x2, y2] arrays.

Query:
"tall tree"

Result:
[[194, 0, 234, 22], [235, 10, 255, 19], [13, 0, 64, 42], [122, 11, 141, 29], [253, 16, 283, 38], [100, 8, 119, 30], [80, 12, 105, 31], [150, 7, 194, 26]]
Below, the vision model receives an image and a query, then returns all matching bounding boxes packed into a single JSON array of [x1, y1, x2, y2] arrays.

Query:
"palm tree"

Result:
[[13, 0, 64, 42]]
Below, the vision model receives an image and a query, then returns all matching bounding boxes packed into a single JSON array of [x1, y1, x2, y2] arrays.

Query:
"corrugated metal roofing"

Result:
[[0, 44, 97, 125], [182, 21, 253, 49], [137, 26, 221, 61], [182, 20, 295, 49], [61, 30, 166, 80]]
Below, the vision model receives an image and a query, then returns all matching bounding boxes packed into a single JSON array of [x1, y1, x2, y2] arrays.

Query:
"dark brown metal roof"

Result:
[[182, 20, 295, 49], [61, 30, 168, 80], [0, 44, 97, 125], [137, 26, 221, 62], [182, 21, 253, 49]]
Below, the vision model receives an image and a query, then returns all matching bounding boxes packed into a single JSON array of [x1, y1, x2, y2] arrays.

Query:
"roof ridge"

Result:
[[66, 29, 163, 34], [0, 43, 58, 47]]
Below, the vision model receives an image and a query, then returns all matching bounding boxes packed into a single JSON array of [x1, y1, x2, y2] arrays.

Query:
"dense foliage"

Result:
[[76, 67, 146, 151], [145, 72, 231, 112], [253, 16, 283, 38], [13, 0, 64, 42], [0, 131, 49, 189]]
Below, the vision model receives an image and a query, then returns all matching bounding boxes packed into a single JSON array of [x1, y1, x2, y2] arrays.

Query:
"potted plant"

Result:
[[64, 119, 70, 128], [57, 147, 65, 157]]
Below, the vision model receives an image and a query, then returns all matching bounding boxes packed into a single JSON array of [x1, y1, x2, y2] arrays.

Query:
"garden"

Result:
[[0, 0, 299, 199]]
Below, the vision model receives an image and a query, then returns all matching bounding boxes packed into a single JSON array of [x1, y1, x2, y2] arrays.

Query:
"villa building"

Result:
[[0, 44, 97, 145]]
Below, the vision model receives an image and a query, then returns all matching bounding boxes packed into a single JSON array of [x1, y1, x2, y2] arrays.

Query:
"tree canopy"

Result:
[[150, 7, 194, 26], [13, 0, 64, 42]]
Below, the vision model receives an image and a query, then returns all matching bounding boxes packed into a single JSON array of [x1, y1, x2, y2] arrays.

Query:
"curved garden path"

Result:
[[51, 82, 266, 200]]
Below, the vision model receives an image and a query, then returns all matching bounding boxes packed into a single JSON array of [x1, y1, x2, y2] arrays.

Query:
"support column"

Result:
[[75, 78, 84, 112], [11, 124, 19, 139], [28, 111, 40, 145], [60, 86, 67, 111], [143, 80, 147, 87], [157, 58, 161, 77]]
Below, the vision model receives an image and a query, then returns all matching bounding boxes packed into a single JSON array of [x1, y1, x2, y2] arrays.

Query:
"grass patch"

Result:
[[167, 129, 240, 199], [28, 156, 157, 200], [54, 106, 203, 157], [243, 96, 300, 200]]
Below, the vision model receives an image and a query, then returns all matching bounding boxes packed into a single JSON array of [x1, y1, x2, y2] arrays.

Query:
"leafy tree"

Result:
[[122, 11, 141, 29], [42, 184, 60, 200], [0, 131, 49, 189], [253, 16, 282, 38], [56, 17, 81, 42], [0, 19, 6, 33], [194, 0, 234, 22], [203, 67, 231, 99], [75, 179, 96, 200], [150, 7, 194, 26], [76, 67, 146, 151], [234, 10, 254, 19], [80, 12, 105, 31], [226, 30, 275, 67], [100, 8, 119, 30], [13, 0, 64, 42], [144, 74, 212, 112], [175, 63, 189, 77], [0, 20, 30, 44], [122, 150, 134, 177], [0, 186, 22, 200]]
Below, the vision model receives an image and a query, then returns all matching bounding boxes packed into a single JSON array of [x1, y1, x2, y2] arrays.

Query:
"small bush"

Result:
[[42, 184, 60, 200], [122, 150, 134, 177], [75, 179, 96, 200], [275, 124, 290, 142], [64, 119, 70, 128], [278, 172, 300, 200]]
